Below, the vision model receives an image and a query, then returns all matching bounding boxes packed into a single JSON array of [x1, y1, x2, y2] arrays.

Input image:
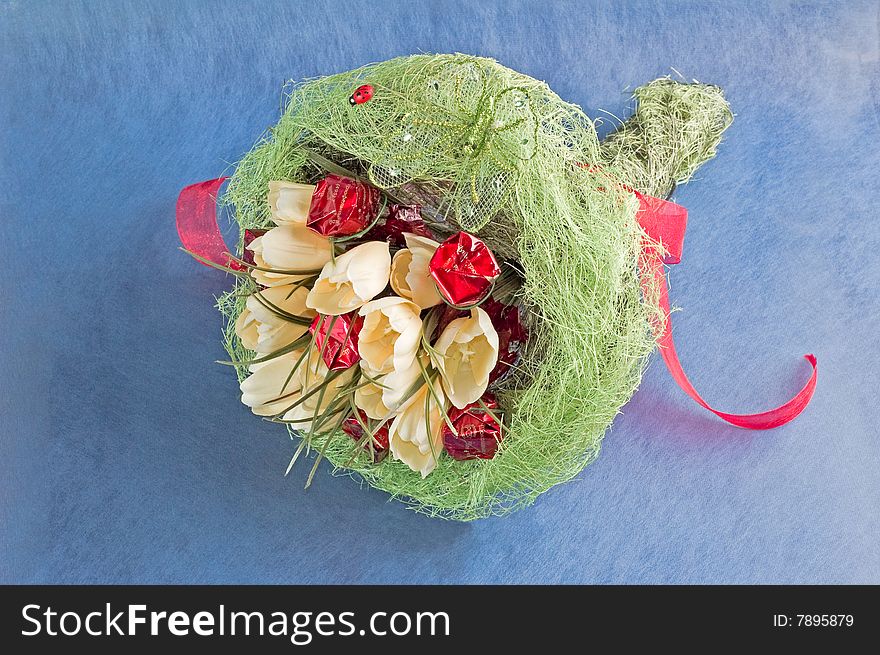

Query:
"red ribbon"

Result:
[[635, 192, 817, 429], [176, 177, 238, 268], [177, 177, 817, 430]]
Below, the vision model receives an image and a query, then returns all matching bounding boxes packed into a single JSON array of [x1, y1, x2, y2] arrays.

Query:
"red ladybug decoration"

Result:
[[349, 84, 374, 105]]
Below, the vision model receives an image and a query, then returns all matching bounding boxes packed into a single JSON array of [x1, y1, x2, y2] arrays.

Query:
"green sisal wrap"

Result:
[[218, 55, 732, 520]]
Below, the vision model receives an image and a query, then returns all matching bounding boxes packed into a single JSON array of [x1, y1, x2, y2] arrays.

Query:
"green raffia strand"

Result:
[[599, 77, 733, 198], [218, 55, 733, 520]]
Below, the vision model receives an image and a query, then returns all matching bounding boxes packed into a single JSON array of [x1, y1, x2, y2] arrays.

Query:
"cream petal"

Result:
[[388, 378, 446, 477], [234, 306, 259, 351], [296, 347, 328, 383], [387, 312, 422, 372], [358, 314, 396, 371], [281, 358, 354, 432], [305, 241, 391, 315], [402, 234, 442, 309], [305, 277, 363, 315], [247, 230, 330, 287], [440, 352, 476, 408], [471, 307, 500, 379], [383, 299, 421, 332], [268, 181, 316, 226], [339, 241, 392, 302], [434, 307, 499, 409], [449, 355, 482, 408], [378, 357, 424, 411], [405, 270, 443, 310], [242, 285, 315, 353], [284, 401, 337, 432], [474, 305, 500, 343], [389, 236, 443, 310], [260, 224, 333, 272], [354, 376, 392, 421], [248, 234, 264, 253], [246, 284, 313, 324], [389, 249, 414, 298], [255, 321, 306, 354], [282, 399, 339, 430], [357, 297, 422, 374], [389, 437, 435, 477], [434, 316, 462, 352], [467, 334, 497, 383], [248, 243, 297, 287], [240, 351, 303, 416], [358, 295, 420, 317]]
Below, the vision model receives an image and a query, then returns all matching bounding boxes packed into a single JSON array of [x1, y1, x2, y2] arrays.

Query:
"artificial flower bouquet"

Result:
[[179, 54, 816, 519]]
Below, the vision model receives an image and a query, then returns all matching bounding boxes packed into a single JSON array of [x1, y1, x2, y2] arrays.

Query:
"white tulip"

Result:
[[239, 345, 353, 433], [247, 224, 333, 287], [306, 241, 391, 315], [357, 297, 422, 375], [235, 284, 316, 353], [389, 233, 443, 309], [388, 377, 447, 478], [433, 306, 499, 409], [268, 180, 316, 226]]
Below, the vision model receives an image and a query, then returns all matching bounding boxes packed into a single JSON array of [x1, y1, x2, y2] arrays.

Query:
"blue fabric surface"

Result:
[[2, 0, 878, 584]]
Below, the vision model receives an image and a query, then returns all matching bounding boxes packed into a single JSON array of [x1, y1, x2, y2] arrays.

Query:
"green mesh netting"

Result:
[[218, 55, 732, 520]]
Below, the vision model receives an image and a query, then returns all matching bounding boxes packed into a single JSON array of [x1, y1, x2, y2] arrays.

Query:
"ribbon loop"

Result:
[[176, 177, 236, 268]]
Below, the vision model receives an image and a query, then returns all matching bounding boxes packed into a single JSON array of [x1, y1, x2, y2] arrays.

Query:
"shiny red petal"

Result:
[[308, 312, 363, 371], [442, 394, 503, 461], [306, 174, 380, 237]]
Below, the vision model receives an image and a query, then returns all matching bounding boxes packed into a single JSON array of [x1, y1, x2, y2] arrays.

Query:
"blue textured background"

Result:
[[2, 0, 878, 584]]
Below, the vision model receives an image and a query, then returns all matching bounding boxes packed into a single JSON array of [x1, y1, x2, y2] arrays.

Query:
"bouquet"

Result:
[[179, 54, 816, 519]]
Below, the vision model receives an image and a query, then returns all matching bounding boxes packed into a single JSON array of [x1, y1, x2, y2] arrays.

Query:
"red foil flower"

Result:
[[342, 410, 389, 462], [428, 231, 501, 307], [442, 394, 503, 461], [481, 298, 528, 384], [381, 205, 435, 247], [308, 311, 363, 371], [306, 174, 380, 237]]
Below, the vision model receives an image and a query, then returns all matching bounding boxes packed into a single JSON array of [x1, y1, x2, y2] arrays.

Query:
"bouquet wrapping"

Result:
[[179, 55, 817, 519]]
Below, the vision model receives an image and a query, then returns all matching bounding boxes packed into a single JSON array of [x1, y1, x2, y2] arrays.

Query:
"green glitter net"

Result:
[[218, 55, 732, 520]]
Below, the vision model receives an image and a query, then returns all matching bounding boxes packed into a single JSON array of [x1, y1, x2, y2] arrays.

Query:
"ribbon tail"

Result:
[[176, 177, 236, 268], [637, 194, 817, 430], [648, 258, 818, 429]]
